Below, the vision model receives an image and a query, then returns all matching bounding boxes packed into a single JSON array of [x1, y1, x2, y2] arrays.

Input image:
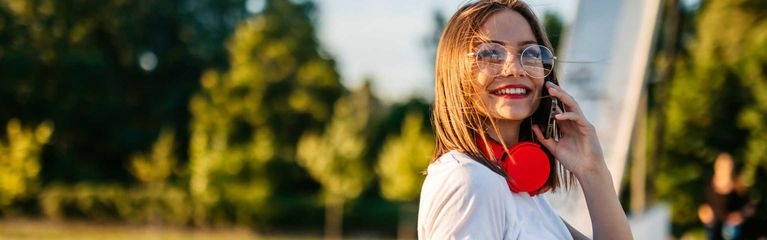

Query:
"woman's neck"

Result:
[[486, 119, 522, 146]]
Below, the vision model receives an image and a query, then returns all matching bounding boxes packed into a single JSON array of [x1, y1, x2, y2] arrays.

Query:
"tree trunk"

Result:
[[325, 195, 343, 240], [397, 203, 417, 240], [631, 90, 648, 214]]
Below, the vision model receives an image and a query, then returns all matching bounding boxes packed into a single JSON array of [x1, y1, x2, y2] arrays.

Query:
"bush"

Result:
[[39, 183, 191, 225]]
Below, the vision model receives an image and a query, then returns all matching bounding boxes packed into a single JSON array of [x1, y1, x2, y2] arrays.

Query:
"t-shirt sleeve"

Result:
[[418, 154, 520, 239]]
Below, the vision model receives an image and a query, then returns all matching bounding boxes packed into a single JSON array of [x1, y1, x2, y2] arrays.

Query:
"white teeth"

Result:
[[493, 88, 527, 95]]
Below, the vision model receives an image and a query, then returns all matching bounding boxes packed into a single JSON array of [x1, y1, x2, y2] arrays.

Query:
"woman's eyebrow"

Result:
[[488, 39, 538, 47]]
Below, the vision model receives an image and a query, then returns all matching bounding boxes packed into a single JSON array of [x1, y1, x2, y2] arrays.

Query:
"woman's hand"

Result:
[[698, 204, 714, 226], [533, 82, 634, 239], [532, 81, 607, 178]]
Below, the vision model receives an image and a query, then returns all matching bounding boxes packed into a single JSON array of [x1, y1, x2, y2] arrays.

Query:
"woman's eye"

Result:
[[522, 49, 541, 59], [477, 49, 505, 62]]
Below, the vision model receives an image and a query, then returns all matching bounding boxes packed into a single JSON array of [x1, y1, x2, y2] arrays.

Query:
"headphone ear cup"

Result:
[[474, 135, 552, 195], [501, 142, 551, 194]]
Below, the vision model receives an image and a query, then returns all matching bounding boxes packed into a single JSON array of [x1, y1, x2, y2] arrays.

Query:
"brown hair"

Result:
[[431, 0, 574, 192]]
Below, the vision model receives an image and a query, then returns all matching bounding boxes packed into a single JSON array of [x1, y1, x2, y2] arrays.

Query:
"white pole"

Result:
[[545, 0, 662, 237]]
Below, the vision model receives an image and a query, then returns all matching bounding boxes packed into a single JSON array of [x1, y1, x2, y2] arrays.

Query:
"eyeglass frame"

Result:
[[467, 42, 557, 79]]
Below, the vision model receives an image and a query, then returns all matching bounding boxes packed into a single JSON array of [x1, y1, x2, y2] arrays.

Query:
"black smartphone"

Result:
[[544, 97, 561, 142]]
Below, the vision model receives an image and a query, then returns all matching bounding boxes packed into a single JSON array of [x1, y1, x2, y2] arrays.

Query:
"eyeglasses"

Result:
[[468, 42, 556, 78]]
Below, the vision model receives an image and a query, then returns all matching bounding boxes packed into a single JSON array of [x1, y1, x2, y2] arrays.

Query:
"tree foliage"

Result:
[[376, 112, 433, 202], [0, 119, 53, 210], [296, 83, 377, 238], [130, 128, 176, 186], [542, 11, 563, 50], [652, 0, 767, 235], [187, 0, 342, 225], [1, 0, 350, 230], [0, 0, 440, 236], [297, 94, 371, 204], [0, 0, 252, 183]]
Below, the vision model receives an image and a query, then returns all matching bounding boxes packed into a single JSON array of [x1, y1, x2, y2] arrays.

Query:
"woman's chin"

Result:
[[493, 113, 531, 121]]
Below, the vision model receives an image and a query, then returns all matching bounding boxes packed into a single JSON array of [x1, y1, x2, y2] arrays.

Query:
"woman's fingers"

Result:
[[532, 124, 556, 150], [554, 112, 581, 122], [555, 111, 596, 136], [547, 82, 582, 115], [547, 82, 594, 130]]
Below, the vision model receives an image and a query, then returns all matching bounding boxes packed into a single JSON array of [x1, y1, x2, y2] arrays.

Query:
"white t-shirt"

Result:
[[417, 150, 572, 240]]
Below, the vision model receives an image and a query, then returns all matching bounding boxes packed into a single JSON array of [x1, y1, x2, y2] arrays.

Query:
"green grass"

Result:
[[0, 219, 257, 240], [0, 219, 395, 240]]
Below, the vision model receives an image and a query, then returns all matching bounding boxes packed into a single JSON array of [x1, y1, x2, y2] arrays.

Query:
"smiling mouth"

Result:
[[491, 87, 529, 96]]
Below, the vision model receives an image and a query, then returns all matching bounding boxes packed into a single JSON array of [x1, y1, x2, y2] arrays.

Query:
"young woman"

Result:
[[417, 0, 633, 239]]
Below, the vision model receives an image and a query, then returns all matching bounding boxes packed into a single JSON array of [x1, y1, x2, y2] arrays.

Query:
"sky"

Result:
[[316, 0, 578, 102]]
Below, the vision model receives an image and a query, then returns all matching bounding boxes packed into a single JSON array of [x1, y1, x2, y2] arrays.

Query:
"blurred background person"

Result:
[[698, 153, 755, 240]]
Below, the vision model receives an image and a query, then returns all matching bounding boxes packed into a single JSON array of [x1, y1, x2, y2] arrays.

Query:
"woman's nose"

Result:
[[500, 57, 525, 77]]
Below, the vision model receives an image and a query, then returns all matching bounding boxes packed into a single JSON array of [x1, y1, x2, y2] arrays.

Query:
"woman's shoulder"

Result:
[[422, 150, 508, 195], [427, 151, 502, 181], [419, 151, 520, 239]]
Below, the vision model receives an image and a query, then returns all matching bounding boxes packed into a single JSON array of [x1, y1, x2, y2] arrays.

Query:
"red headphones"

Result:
[[475, 135, 552, 195]]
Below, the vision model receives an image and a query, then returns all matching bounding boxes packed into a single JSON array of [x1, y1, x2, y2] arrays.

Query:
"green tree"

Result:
[[652, 0, 767, 236], [0, 119, 53, 211], [188, 0, 342, 226], [130, 129, 177, 188], [542, 11, 563, 50], [296, 85, 376, 240], [1, 0, 346, 230], [376, 111, 433, 239], [0, 0, 251, 185], [129, 128, 180, 223]]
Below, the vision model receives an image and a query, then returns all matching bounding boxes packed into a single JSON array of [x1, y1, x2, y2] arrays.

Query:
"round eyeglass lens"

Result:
[[472, 43, 555, 78], [520, 45, 555, 78], [473, 43, 508, 77]]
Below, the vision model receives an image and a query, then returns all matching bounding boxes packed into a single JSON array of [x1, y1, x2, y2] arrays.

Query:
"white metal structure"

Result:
[[545, 0, 667, 238]]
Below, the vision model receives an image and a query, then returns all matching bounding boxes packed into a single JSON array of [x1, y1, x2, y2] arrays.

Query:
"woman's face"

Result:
[[473, 9, 544, 122]]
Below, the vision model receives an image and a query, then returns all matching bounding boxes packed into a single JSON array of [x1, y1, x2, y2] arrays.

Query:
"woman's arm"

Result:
[[533, 82, 633, 240], [576, 162, 633, 239]]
